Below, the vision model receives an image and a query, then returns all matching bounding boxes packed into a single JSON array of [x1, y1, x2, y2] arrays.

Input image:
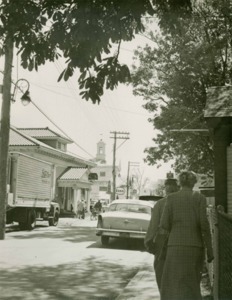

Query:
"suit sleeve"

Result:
[[144, 202, 161, 250], [160, 196, 172, 232], [199, 195, 214, 261]]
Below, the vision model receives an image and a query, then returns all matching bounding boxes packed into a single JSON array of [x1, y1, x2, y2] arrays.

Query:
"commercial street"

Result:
[[0, 217, 156, 300]]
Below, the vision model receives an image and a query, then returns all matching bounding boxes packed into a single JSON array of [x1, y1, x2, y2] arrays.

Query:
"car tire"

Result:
[[48, 212, 59, 226], [27, 209, 36, 230], [101, 236, 109, 245], [18, 222, 26, 230]]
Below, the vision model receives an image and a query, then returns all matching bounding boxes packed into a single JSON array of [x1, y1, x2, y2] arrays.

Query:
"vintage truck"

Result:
[[6, 152, 60, 230]]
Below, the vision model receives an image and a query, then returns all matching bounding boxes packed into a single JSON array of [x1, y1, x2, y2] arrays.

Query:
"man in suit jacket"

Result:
[[144, 178, 179, 290]]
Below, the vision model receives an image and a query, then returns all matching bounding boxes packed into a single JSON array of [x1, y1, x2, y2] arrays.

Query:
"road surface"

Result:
[[0, 217, 154, 300]]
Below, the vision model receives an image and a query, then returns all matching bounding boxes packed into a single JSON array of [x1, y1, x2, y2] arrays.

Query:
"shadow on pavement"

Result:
[[0, 256, 138, 300], [7, 226, 98, 243], [90, 237, 146, 252], [7, 226, 147, 252]]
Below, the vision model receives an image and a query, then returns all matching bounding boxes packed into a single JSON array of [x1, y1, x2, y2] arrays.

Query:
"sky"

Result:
[[0, 33, 173, 184]]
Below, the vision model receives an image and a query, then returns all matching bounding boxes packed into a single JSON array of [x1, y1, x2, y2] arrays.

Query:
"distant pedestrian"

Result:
[[144, 178, 179, 290], [82, 200, 86, 219], [160, 171, 214, 300], [94, 200, 102, 213], [77, 200, 84, 219], [90, 204, 93, 213]]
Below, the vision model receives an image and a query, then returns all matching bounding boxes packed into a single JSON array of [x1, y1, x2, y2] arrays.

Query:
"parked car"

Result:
[[96, 199, 155, 245]]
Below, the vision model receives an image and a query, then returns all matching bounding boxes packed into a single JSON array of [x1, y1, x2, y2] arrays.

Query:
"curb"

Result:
[[115, 252, 213, 300], [115, 253, 160, 300], [115, 268, 160, 300]]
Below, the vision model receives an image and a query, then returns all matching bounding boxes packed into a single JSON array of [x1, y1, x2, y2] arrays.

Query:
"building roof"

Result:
[[9, 126, 96, 167], [10, 128, 36, 146], [17, 127, 73, 143], [205, 86, 232, 118], [59, 167, 88, 180]]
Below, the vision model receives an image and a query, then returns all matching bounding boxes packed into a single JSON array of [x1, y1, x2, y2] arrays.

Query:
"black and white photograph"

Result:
[[0, 0, 231, 299]]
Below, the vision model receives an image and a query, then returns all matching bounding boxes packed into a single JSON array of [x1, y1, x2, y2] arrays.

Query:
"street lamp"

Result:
[[0, 77, 31, 240], [11, 79, 31, 106]]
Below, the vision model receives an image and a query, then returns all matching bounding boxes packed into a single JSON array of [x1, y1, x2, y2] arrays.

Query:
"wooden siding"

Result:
[[15, 154, 53, 204]]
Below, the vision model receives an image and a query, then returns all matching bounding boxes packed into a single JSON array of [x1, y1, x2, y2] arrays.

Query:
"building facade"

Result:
[[89, 139, 121, 203], [9, 126, 96, 214]]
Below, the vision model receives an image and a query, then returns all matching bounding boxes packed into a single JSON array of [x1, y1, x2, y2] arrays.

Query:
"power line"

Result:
[[138, 33, 157, 44], [181, 112, 204, 130], [30, 100, 95, 158], [170, 112, 208, 133], [29, 81, 150, 116], [116, 139, 128, 151], [0, 69, 95, 159], [54, 61, 118, 132]]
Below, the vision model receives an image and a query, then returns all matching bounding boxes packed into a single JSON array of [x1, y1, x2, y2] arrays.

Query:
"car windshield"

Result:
[[109, 203, 151, 215]]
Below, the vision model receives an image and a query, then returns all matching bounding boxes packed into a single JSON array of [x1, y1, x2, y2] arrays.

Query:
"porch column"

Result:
[[73, 189, 78, 213], [86, 189, 90, 212]]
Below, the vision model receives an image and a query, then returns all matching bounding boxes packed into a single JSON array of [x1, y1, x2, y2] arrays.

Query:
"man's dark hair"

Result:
[[164, 178, 178, 186], [165, 178, 179, 194]]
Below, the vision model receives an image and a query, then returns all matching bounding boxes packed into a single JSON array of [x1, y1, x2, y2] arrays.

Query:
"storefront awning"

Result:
[[58, 167, 92, 189]]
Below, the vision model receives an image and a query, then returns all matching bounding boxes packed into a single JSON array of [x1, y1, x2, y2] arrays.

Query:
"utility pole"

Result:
[[110, 131, 129, 201], [0, 35, 14, 240], [126, 161, 140, 199]]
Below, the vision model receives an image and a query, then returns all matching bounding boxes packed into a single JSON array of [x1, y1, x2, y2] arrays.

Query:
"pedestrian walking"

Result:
[[94, 199, 102, 213], [160, 171, 214, 300], [77, 200, 84, 219], [82, 200, 86, 219], [144, 178, 179, 290]]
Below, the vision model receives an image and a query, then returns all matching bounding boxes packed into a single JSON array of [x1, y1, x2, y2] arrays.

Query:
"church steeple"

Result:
[[96, 139, 106, 163]]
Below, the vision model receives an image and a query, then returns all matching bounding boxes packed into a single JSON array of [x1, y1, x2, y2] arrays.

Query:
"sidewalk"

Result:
[[116, 262, 160, 300], [116, 254, 213, 300]]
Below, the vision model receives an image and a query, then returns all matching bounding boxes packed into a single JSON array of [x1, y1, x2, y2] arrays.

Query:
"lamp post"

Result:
[[0, 36, 14, 240], [0, 55, 31, 240]]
